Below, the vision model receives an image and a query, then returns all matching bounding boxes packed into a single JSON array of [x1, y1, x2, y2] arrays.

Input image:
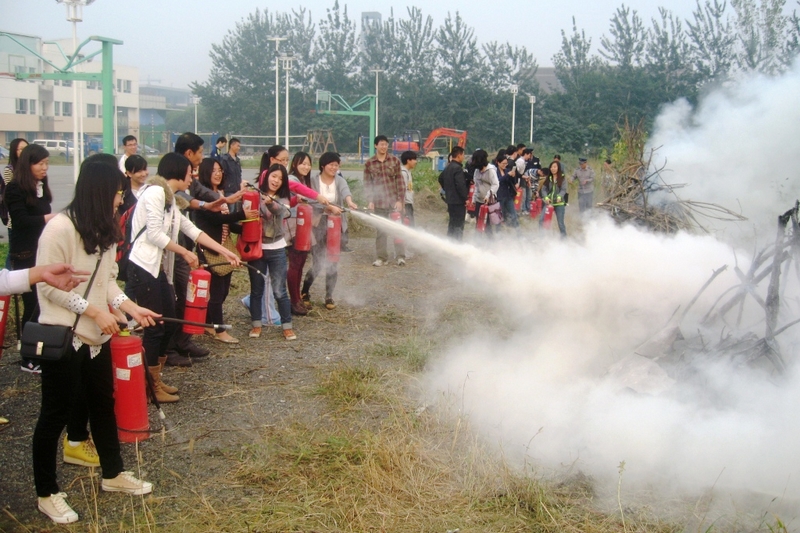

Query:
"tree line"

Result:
[[191, 0, 800, 155]]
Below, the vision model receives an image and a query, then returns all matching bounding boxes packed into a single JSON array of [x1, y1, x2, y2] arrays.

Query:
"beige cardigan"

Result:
[[36, 213, 126, 346]]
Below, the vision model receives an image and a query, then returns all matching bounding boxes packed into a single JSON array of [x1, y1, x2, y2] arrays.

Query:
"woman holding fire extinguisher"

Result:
[[31, 154, 161, 524], [540, 160, 568, 237], [247, 163, 296, 340], [125, 153, 240, 403], [193, 158, 258, 343], [301, 152, 357, 311]]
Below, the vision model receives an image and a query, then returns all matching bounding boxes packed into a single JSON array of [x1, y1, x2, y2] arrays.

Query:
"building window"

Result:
[[29, 99, 36, 115], [62, 80, 72, 87], [62, 102, 73, 117], [87, 103, 97, 118], [54, 80, 60, 86], [98, 105, 103, 118], [15, 99, 27, 114], [55, 101, 61, 116], [124, 80, 132, 93]]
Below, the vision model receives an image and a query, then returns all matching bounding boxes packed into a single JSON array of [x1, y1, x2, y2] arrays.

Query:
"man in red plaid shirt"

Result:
[[364, 135, 406, 266]]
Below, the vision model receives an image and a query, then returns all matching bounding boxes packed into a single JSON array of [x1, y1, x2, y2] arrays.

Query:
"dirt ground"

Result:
[[0, 204, 480, 530]]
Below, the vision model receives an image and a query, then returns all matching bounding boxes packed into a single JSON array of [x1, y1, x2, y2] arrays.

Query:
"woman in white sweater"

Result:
[[125, 153, 239, 402], [32, 154, 161, 524]]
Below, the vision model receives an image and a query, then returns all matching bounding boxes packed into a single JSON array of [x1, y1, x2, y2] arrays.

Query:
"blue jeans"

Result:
[[523, 183, 532, 212], [540, 204, 567, 236], [500, 197, 519, 228], [248, 248, 292, 329]]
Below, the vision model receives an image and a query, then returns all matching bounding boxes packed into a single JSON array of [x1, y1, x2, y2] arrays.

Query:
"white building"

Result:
[[0, 30, 139, 153]]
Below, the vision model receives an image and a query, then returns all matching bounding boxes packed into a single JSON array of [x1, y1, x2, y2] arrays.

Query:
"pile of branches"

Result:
[[596, 118, 746, 233], [611, 202, 800, 395]]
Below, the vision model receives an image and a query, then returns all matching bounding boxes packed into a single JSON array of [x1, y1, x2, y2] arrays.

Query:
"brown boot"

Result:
[[157, 356, 179, 394], [149, 366, 179, 403]]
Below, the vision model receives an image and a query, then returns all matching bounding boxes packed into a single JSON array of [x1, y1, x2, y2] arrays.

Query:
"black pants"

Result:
[[447, 204, 467, 241], [32, 342, 124, 496], [127, 263, 178, 366], [208, 272, 233, 333]]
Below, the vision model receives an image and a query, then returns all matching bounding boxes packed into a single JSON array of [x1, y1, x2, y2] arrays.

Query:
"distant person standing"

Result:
[[400, 150, 417, 227], [516, 148, 533, 213], [210, 137, 227, 161], [219, 138, 242, 197], [118, 135, 138, 173], [438, 146, 468, 240], [571, 157, 595, 213], [364, 135, 406, 267]]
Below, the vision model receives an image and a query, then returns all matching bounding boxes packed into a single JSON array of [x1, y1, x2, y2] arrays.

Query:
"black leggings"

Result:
[[126, 263, 177, 366]]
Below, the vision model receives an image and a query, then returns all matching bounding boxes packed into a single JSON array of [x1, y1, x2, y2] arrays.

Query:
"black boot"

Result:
[[174, 330, 210, 358]]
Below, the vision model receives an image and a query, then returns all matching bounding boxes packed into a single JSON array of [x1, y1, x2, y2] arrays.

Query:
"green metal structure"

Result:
[[315, 90, 376, 156], [0, 33, 122, 154]]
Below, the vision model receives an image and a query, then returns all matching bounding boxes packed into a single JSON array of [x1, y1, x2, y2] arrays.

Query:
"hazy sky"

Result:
[[4, 0, 703, 88]]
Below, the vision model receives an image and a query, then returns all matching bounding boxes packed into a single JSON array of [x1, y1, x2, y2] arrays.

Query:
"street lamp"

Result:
[[510, 84, 519, 145], [191, 95, 200, 133], [267, 37, 287, 146], [56, 0, 96, 181], [528, 94, 536, 144], [279, 56, 294, 149], [369, 69, 384, 136]]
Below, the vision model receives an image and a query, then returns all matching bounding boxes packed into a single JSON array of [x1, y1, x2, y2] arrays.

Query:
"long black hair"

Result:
[[259, 145, 288, 175], [258, 163, 290, 199], [13, 143, 52, 206], [197, 157, 223, 190], [289, 151, 312, 187], [65, 154, 125, 255], [8, 138, 28, 169]]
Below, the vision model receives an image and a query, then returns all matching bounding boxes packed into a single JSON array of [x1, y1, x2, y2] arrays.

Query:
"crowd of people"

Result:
[[439, 142, 598, 239], [0, 132, 600, 524]]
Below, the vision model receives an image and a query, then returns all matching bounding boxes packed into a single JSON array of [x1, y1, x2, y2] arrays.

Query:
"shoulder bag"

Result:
[[20, 257, 102, 362]]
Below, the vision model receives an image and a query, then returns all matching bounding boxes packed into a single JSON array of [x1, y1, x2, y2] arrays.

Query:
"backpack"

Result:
[[115, 203, 145, 282]]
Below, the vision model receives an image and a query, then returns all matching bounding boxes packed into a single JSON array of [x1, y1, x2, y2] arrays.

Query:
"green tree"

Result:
[[600, 5, 647, 69], [315, 0, 358, 97], [646, 8, 696, 100], [731, 0, 789, 73], [686, 0, 735, 82]]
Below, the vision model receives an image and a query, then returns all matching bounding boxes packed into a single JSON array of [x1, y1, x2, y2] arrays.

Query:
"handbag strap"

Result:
[[70, 256, 103, 330]]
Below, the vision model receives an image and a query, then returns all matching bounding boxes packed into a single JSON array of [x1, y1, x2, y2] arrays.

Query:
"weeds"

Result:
[[315, 362, 381, 407]]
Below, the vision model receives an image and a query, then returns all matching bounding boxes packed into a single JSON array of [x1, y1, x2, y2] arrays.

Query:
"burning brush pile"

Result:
[[597, 119, 747, 233], [608, 201, 800, 395]]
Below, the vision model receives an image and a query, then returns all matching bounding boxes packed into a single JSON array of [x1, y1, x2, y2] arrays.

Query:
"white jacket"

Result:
[[129, 176, 202, 282]]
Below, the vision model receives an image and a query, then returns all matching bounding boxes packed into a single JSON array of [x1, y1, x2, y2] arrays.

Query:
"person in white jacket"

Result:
[[125, 152, 239, 403], [0, 264, 87, 296]]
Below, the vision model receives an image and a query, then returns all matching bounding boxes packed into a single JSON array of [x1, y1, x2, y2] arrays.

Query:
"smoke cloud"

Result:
[[355, 61, 800, 523]]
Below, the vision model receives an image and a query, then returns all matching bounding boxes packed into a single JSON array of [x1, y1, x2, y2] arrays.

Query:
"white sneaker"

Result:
[[101, 471, 153, 495], [38, 492, 78, 524], [397, 258, 406, 266], [372, 259, 385, 267]]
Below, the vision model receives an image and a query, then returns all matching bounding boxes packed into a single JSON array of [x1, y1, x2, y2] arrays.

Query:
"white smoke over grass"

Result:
[[349, 59, 800, 521]]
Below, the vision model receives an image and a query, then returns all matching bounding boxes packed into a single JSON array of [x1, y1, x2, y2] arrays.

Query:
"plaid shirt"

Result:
[[363, 154, 405, 209]]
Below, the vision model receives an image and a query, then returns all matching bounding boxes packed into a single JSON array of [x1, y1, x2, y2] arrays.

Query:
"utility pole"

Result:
[[280, 56, 294, 149], [510, 84, 519, 145], [528, 95, 536, 144], [267, 37, 287, 146], [369, 69, 384, 137]]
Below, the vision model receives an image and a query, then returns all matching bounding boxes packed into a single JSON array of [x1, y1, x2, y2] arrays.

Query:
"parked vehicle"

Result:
[[33, 139, 69, 155]]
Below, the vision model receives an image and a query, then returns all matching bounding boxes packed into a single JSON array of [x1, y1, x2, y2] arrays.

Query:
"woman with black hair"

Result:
[[247, 163, 296, 340], [301, 152, 355, 311], [540, 160, 568, 237], [32, 154, 160, 524], [5, 143, 57, 372], [126, 153, 240, 402], [470, 149, 499, 237], [119, 154, 149, 214], [194, 158, 258, 343], [495, 150, 520, 230]]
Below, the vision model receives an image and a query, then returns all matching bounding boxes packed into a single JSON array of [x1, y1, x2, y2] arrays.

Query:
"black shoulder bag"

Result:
[[20, 256, 103, 362]]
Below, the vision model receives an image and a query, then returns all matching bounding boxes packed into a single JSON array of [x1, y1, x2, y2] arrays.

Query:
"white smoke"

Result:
[[354, 62, 800, 523]]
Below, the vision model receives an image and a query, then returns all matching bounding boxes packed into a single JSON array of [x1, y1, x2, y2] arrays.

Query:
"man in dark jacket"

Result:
[[438, 146, 468, 240]]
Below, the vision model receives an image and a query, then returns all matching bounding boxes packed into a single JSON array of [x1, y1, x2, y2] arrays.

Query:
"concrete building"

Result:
[[0, 30, 138, 154]]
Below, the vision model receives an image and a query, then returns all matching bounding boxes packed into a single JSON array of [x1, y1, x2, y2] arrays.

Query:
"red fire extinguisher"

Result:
[[390, 210, 404, 245], [294, 203, 312, 252], [542, 204, 554, 229], [0, 296, 9, 359], [240, 190, 262, 243], [236, 238, 263, 261], [514, 187, 522, 211], [111, 331, 149, 443], [465, 184, 475, 213], [326, 214, 341, 263], [530, 198, 543, 219], [183, 269, 211, 334], [476, 204, 489, 233]]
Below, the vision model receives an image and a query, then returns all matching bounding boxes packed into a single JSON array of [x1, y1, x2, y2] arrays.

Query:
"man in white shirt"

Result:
[[118, 135, 138, 173]]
